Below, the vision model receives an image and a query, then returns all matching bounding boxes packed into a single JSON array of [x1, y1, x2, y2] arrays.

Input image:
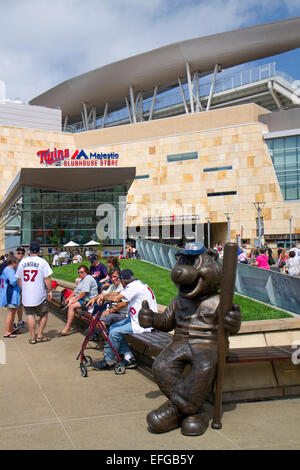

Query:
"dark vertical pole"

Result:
[[211, 242, 238, 430]]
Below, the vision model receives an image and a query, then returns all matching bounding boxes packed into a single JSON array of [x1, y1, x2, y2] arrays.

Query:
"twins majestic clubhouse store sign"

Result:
[[37, 148, 119, 166]]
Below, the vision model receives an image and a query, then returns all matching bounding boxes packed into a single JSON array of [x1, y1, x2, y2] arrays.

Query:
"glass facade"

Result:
[[266, 135, 300, 200], [15, 185, 126, 246]]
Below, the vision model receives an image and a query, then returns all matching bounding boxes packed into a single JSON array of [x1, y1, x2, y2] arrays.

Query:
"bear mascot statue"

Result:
[[138, 242, 242, 436]]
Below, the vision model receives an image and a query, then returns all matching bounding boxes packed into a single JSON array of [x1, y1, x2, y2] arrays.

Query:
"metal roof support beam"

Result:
[[81, 110, 87, 131], [134, 92, 144, 121], [206, 64, 220, 111], [193, 72, 203, 112], [93, 107, 97, 129], [83, 102, 89, 130], [186, 62, 194, 113], [63, 115, 68, 131], [101, 102, 109, 128], [125, 96, 132, 123], [138, 93, 144, 121], [129, 86, 137, 123], [268, 80, 283, 109], [178, 77, 189, 114], [149, 85, 158, 121], [87, 106, 96, 127]]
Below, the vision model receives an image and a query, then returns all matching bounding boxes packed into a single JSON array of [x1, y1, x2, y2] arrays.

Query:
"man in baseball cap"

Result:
[[119, 269, 136, 282], [29, 241, 40, 254], [89, 253, 108, 285], [16, 241, 53, 344]]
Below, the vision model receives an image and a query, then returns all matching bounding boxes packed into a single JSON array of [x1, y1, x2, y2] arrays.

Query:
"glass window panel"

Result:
[[266, 140, 273, 151], [285, 136, 297, 149], [77, 192, 94, 202], [285, 149, 297, 164], [59, 193, 74, 204], [273, 138, 285, 150], [277, 176, 285, 185], [286, 175, 297, 183], [94, 191, 112, 202], [273, 154, 284, 166], [286, 187, 297, 199]]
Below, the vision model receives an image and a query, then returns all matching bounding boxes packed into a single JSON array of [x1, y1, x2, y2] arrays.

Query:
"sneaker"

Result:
[[17, 321, 27, 328], [122, 357, 137, 369], [92, 359, 114, 371]]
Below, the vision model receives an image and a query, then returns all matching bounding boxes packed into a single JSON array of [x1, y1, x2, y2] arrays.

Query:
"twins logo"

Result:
[[37, 148, 119, 166]]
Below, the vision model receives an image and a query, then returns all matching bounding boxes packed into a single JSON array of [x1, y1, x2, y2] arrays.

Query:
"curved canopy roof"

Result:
[[30, 17, 300, 123]]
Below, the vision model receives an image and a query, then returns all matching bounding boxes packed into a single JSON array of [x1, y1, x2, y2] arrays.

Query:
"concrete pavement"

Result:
[[0, 308, 299, 450]]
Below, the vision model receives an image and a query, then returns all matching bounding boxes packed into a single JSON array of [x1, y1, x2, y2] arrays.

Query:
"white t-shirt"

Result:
[[52, 254, 59, 266], [121, 280, 157, 334], [16, 256, 53, 307]]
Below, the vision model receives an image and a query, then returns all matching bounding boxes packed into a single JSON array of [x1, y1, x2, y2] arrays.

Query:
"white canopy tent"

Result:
[[84, 240, 100, 246], [63, 241, 80, 247]]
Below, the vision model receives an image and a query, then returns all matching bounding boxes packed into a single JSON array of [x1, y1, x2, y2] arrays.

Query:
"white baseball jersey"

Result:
[[122, 280, 157, 334], [16, 256, 53, 307]]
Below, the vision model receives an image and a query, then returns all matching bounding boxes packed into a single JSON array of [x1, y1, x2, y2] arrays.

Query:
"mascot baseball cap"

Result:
[[89, 253, 98, 262], [16, 246, 26, 253], [177, 242, 207, 256], [29, 241, 40, 253]]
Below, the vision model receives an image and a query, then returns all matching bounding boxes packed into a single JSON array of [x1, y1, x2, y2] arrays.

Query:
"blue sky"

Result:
[[0, 0, 300, 101]]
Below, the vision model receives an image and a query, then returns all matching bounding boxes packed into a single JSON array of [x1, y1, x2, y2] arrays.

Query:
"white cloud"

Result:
[[0, 0, 299, 101]]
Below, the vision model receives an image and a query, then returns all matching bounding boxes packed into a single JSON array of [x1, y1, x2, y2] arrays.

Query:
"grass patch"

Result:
[[52, 259, 292, 321]]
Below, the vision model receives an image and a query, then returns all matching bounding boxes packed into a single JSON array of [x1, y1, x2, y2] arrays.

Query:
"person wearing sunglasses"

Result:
[[86, 267, 128, 328], [60, 265, 98, 336]]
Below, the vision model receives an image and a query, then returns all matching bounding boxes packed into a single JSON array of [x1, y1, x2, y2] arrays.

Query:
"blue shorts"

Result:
[[5, 304, 18, 309]]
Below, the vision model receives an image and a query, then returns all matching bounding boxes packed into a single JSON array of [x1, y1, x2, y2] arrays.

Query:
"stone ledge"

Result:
[[53, 279, 299, 334]]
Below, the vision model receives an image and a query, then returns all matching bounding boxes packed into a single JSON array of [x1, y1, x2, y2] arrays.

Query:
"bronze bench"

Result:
[[50, 292, 295, 364], [125, 330, 295, 364]]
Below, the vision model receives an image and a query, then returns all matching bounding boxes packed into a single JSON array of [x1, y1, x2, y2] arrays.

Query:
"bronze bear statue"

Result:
[[139, 242, 241, 436]]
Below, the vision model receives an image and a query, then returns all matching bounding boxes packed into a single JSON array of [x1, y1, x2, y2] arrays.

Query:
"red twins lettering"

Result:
[[147, 286, 155, 299]]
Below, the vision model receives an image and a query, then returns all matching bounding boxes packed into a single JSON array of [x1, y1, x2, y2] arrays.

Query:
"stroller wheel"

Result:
[[83, 355, 93, 367], [114, 362, 126, 375], [80, 364, 88, 377]]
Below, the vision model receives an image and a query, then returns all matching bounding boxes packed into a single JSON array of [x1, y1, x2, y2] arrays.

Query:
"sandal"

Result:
[[29, 338, 37, 344], [4, 333, 17, 338], [36, 336, 51, 343], [59, 330, 72, 336]]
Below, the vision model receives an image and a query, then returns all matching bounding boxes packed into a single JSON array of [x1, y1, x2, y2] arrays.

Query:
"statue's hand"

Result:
[[223, 304, 241, 335], [139, 300, 154, 328]]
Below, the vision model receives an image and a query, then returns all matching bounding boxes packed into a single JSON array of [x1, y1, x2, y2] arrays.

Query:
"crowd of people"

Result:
[[0, 243, 155, 371], [1, 239, 299, 370], [50, 246, 141, 268], [213, 242, 300, 276]]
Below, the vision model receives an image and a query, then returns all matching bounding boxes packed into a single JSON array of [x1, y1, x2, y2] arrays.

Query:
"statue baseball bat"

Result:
[[211, 242, 239, 430]]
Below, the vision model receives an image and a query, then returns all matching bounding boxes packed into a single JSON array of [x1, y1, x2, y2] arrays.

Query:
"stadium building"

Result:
[[1, 17, 300, 253]]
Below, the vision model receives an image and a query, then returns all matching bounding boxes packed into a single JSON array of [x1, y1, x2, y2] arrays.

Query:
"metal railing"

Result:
[[136, 239, 300, 315], [66, 62, 297, 133]]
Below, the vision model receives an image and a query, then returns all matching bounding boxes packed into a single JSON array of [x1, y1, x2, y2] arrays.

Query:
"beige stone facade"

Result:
[[0, 103, 299, 250]]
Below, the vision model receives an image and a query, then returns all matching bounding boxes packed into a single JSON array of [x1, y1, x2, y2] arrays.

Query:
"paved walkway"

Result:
[[0, 308, 300, 450]]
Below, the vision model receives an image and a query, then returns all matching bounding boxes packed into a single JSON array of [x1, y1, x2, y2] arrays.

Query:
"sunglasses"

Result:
[[78, 270, 85, 274]]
